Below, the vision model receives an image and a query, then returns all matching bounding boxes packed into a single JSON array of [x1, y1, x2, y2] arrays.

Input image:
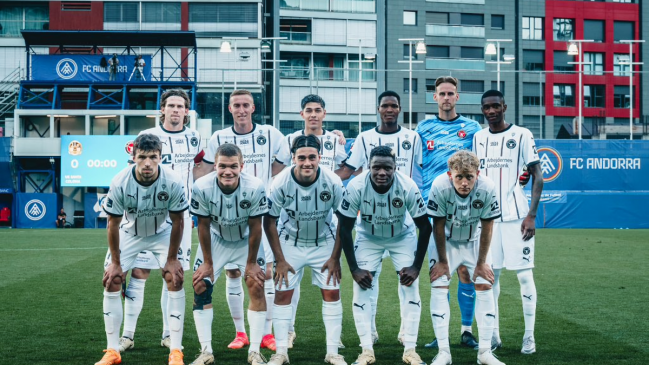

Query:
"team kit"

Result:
[[96, 76, 544, 365]]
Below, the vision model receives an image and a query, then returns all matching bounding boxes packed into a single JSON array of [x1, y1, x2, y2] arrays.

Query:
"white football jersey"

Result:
[[275, 130, 347, 172], [139, 125, 202, 209], [204, 124, 284, 186], [427, 174, 501, 242], [472, 124, 540, 222], [103, 165, 188, 237], [345, 126, 422, 178], [190, 172, 268, 241], [338, 170, 426, 238], [268, 167, 343, 246]]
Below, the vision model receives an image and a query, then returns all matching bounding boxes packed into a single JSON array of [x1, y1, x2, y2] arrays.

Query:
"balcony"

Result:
[[426, 58, 485, 71], [426, 24, 485, 38], [280, 67, 377, 82], [427, 0, 484, 3], [280, 31, 312, 44]]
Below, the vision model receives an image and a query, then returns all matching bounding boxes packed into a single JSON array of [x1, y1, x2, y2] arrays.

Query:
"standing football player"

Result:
[[96, 134, 188, 365], [473, 90, 543, 354]]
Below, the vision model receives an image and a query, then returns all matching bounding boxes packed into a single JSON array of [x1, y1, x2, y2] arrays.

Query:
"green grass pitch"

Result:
[[0, 229, 647, 365]]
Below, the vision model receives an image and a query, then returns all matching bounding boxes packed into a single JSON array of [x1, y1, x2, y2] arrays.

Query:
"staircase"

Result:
[[0, 67, 22, 118]]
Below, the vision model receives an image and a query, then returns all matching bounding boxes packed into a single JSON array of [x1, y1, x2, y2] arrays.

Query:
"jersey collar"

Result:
[[216, 176, 241, 195], [435, 114, 461, 122], [160, 124, 186, 134], [487, 122, 513, 134], [375, 125, 401, 135], [131, 165, 161, 187], [291, 166, 321, 188], [231, 122, 257, 136]]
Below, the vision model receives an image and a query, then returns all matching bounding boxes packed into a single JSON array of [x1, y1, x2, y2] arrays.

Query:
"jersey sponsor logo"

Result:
[[426, 140, 435, 150], [417, 196, 425, 209], [457, 130, 467, 139], [457, 205, 468, 210], [285, 209, 295, 219], [402, 140, 412, 150], [341, 199, 350, 210], [320, 191, 332, 202], [537, 147, 563, 182], [127, 207, 137, 214], [392, 197, 404, 208], [259, 196, 267, 207], [300, 196, 311, 201], [506, 139, 517, 149], [523, 246, 530, 255], [179, 195, 186, 204], [190, 137, 199, 147], [427, 200, 439, 211], [361, 214, 372, 223], [256, 135, 267, 145], [125, 141, 134, 154], [324, 141, 334, 150], [490, 201, 499, 212], [25, 199, 46, 221], [239, 200, 252, 209], [106, 197, 114, 208], [472, 199, 484, 209], [157, 191, 170, 202]]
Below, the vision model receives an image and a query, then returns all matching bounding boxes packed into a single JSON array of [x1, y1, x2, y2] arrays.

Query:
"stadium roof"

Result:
[[21, 30, 197, 48]]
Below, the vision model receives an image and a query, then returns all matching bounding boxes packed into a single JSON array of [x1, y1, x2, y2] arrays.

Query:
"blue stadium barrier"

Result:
[[15, 193, 58, 228]]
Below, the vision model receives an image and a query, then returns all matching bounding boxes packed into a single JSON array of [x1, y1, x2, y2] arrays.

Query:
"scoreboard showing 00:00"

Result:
[[61, 135, 137, 187]]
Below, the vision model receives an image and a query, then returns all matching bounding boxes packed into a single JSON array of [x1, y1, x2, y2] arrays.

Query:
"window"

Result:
[[427, 45, 449, 58], [613, 0, 632, 2], [142, 3, 181, 30], [331, 0, 376, 13], [426, 79, 436, 103], [553, 18, 574, 41], [584, 20, 604, 42], [583, 53, 604, 75], [553, 84, 575, 107], [554, 51, 575, 73], [403, 112, 418, 126], [614, 85, 630, 108], [614, 21, 634, 42], [104, 2, 139, 30], [0, 4, 49, 36], [491, 81, 505, 94], [461, 13, 484, 26], [584, 85, 605, 108], [523, 82, 544, 106], [404, 11, 417, 25], [62, 2, 91, 11], [189, 3, 258, 37], [426, 12, 448, 24], [523, 50, 544, 71], [491, 15, 504, 30], [404, 78, 418, 93], [460, 80, 484, 93], [461, 47, 483, 59], [523, 17, 543, 40], [348, 54, 375, 82], [614, 54, 630, 76], [489, 47, 504, 62], [403, 44, 418, 60]]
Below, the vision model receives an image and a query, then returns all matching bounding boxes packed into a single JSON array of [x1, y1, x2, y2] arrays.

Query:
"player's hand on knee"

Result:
[[103, 263, 125, 289], [192, 262, 214, 288], [521, 216, 536, 241], [399, 265, 420, 286], [473, 263, 494, 285], [351, 268, 373, 290], [244, 262, 266, 288], [429, 262, 450, 283], [274, 259, 295, 290], [321, 257, 342, 286], [163, 258, 184, 288]]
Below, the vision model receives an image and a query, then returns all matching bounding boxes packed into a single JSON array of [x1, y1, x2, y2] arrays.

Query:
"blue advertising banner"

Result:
[[84, 192, 108, 228], [61, 135, 137, 187], [15, 193, 57, 228], [32, 55, 151, 82]]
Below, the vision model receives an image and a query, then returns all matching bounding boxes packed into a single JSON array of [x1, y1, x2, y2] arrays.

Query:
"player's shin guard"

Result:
[[272, 304, 292, 355], [226, 276, 246, 333], [458, 282, 476, 331], [322, 299, 343, 355], [123, 278, 146, 338], [167, 289, 185, 351], [264, 279, 275, 335], [517, 269, 537, 338], [352, 281, 374, 349], [492, 269, 502, 340], [103, 290, 123, 351], [193, 281, 214, 353], [430, 287, 450, 350], [475, 289, 496, 351], [248, 309, 266, 353], [401, 280, 421, 350], [289, 284, 300, 332], [161, 279, 170, 338]]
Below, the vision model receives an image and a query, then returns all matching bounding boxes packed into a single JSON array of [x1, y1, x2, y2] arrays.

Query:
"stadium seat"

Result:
[[0, 207, 11, 226]]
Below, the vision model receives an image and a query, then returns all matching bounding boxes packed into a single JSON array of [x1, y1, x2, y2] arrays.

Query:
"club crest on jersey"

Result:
[[239, 200, 252, 209], [523, 247, 531, 255], [472, 199, 484, 209], [320, 191, 332, 202], [191, 199, 199, 210], [324, 141, 334, 150], [392, 197, 404, 208], [157, 191, 170, 202], [256, 135, 267, 145], [427, 140, 435, 150], [190, 137, 199, 147], [257, 257, 266, 266], [457, 130, 467, 139], [506, 139, 517, 149], [402, 140, 412, 150]]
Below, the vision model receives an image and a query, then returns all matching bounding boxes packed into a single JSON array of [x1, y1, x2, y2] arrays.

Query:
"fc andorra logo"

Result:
[[537, 147, 563, 183], [56, 58, 78, 80], [68, 140, 83, 156], [25, 199, 46, 221]]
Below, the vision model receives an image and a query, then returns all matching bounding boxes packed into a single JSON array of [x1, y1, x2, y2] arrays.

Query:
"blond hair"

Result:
[[230, 89, 254, 104], [447, 150, 480, 173], [435, 76, 459, 89]]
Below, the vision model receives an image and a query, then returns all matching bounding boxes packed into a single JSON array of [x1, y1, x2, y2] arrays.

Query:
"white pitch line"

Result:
[[0, 246, 107, 252]]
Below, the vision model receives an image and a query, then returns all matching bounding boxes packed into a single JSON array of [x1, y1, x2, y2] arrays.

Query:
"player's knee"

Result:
[[131, 268, 151, 280], [474, 283, 492, 291], [516, 269, 533, 286], [457, 265, 471, 283], [274, 289, 293, 305], [246, 280, 265, 300], [225, 269, 242, 278], [322, 289, 340, 302], [193, 279, 213, 310]]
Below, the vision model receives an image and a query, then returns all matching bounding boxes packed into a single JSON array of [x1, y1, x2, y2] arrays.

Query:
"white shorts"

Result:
[[224, 226, 272, 270], [193, 232, 266, 283], [132, 217, 192, 270], [491, 219, 535, 270], [275, 236, 339, 292], [427, 237, 492, 286], [104, 229, 176, 272], [354, 230, 417, 273]]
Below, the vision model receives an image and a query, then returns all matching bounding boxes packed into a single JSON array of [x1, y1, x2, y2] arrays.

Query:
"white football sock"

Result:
[[430, 287, 450, 351], [161, 279, 170, 338], [167, 289, 185, 351], [517, 269, 537, 338], [322, 299, 343, 355], [401, 280, 421, 350], [122, 277, 145, 338], [272, 304, 292, 355], [289, 284, 300, 332], [103, 290, 123, 351], [492, 269, 502, 341], [264, 279, 275, 335], [193, 308, 213, 353], [352, 280, 374, 349], [398, 277, 406, 335], [370, 265, 381, 334], [226, 276, 246, 333], [475, 289, 496, 351], [248, 310, 266, 353]]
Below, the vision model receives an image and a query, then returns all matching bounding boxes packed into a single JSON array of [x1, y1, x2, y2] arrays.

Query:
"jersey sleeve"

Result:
[[427, 180, 447, 218], [331, 178, 344, 209], [168, 181, 189, 213], [267, 179, 285, 218], [270, 127, 285, 157], [103, 180, 125, 217], [480, 184, 502, 220], [250, 184, 270, 218], [189, 184, 210, 218], [337, 182, 361, 218], [203, 134, 218, 164], [406, 185, 427, 219], [413, 133, 423, 167], [334, 138, 348, 168], [344, 136, 366, 170], [521, 130, 540, 167], [274, 136, 291, 166]]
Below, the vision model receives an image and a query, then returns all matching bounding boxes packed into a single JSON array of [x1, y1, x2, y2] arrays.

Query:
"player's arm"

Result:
[[193, 159, 213, 180], [191, 150, 206, 181], [103, 214, 124, 289], [245, 216, 266, 288], [522, 162, 543, 241], [399, 215, 432, 286], [332, 129, 346, 144], [473, 218, 495, 285], [164, 211, 185, 288], [430, 216, 451, 283], [271, 160, 286, 177], [263, 215, 294, 289], [192, 215, 213, 287], [335, 164, 362, 181]]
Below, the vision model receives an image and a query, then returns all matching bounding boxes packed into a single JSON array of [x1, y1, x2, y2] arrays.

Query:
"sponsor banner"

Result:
[[32, 55, 151, 82], [15, 193, 57, 228], [61, 135, 137, 187], [84, 192, 108, 228]]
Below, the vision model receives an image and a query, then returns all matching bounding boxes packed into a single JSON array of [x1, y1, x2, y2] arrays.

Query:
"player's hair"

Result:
[[230, 89, 254, 104], [214, 143, 243, 163], [301, 94, 325, 109], [378, 90, 401, 106], [435, 76, 458, 89], [291, 135, 321, 154], [133, 133, 162, 156], [160, 89, 190, 126], [481, 89, 504, 103], [447, 150, 480, 173], [369, 145, 396, 163]]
